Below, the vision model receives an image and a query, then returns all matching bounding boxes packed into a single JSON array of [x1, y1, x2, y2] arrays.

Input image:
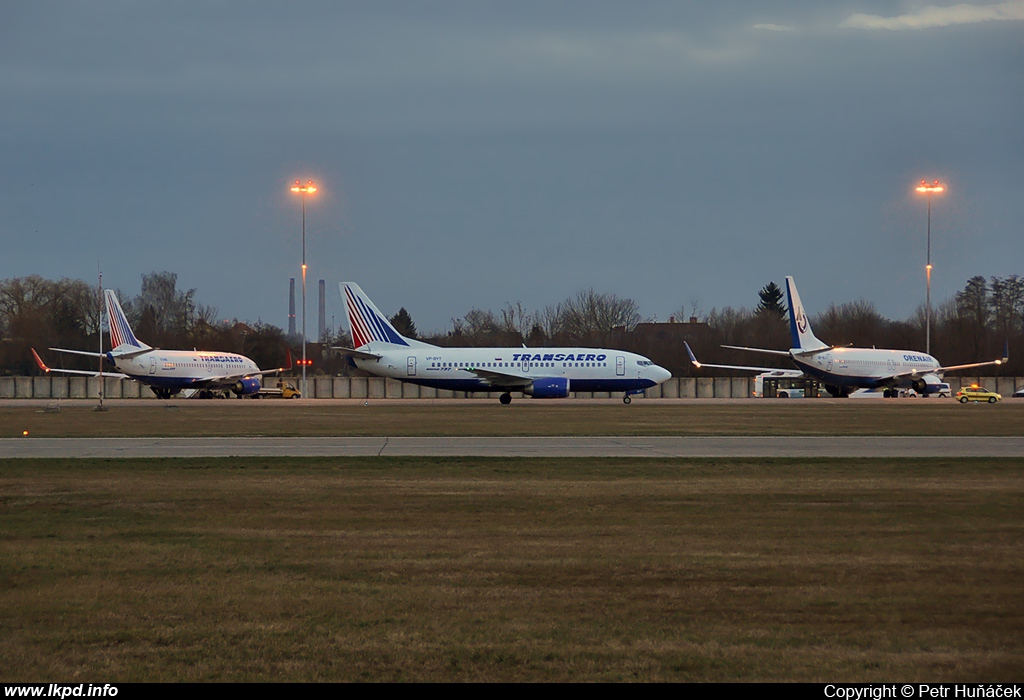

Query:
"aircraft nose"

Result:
[[652, 365, 672, 384]]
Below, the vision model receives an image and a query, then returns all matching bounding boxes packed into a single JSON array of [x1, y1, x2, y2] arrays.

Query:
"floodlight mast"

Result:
[[290, 180, 317, 398], [915, 179, 945, 355]]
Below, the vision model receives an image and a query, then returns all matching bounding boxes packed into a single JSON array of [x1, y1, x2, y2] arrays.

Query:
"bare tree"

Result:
[[559, 289, 641, 345]]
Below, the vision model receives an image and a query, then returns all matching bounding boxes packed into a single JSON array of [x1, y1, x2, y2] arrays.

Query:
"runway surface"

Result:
[[3, 436, 1024, 458]]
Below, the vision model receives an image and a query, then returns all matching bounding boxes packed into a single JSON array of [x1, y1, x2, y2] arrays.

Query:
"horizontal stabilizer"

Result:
[[332, 346, 383, 361]]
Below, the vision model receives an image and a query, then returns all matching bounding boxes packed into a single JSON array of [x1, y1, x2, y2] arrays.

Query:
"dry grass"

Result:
[[3, 399, 1024, 437], [2, 457, 1022, 681]]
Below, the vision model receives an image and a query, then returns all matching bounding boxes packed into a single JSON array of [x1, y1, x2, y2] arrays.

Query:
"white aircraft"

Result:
[[336, 282, 672, 404], [33, 289, 289, 399], [685, 276, 1006, 398]]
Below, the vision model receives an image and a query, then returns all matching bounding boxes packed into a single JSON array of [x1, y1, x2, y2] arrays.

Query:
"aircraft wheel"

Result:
[[499, 393, 512, 405], [883, 389, 892, 398], [623, 395, 632, 404], [959, 396, 969, 403]]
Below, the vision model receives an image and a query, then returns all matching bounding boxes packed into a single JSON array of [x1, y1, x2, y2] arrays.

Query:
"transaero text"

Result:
[[510, 353, 607, 362]]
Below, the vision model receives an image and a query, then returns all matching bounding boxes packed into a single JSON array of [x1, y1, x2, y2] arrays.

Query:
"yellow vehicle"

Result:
[[956, 385, 1001, 403], [256, 381, 302, 399]]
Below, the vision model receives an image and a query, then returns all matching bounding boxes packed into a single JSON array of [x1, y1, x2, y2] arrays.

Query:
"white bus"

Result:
[[754, 370, 817, 398]]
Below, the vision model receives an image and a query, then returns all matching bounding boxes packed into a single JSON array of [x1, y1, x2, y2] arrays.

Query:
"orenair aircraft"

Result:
[[336, 283, 671, 404], [685, 276, 1006, 398], [33, 289, 289, 399]]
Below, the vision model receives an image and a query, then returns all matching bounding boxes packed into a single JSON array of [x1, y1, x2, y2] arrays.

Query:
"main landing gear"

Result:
[[499, 393, 512, 405]]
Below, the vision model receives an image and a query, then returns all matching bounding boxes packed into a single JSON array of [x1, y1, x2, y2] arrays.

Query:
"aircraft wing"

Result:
[[465, 366, 532, 388], [32, 349, 129, 379], [332, 346, 383, 361], [720, 344, 792, 357], [886, 358, 1008, 381], [185, 374, 253, 388], [937, 358, 1006, 373], [685, 342, 793, 374], [49, 346, 153, 360], [46, 347, 105, 359], [723, 343, 850, 359]]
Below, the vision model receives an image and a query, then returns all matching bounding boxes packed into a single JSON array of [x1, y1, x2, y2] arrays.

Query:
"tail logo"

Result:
[[796, 308, 808, 334], [343, 284, 409, 348], [105, 290, 144, 349]]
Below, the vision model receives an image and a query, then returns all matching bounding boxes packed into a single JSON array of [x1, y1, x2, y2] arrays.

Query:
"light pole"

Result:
[[915, 179, 944, 355], [290, 179, 317, 398]]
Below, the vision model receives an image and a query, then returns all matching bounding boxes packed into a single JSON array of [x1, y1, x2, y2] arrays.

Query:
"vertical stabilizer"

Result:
[[785, 277, 828, 352], [341, 283, 412, 348], [104, 289, 151, 352]]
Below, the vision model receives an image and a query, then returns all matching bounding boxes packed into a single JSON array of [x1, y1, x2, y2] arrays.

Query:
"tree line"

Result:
[[0, 272, 291, 376], [4, 272, 1023, 377]]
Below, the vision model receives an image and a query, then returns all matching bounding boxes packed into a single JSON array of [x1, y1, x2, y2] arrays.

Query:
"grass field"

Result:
[[3, 399, 1024, 437], [2, 457, 1022, 681]]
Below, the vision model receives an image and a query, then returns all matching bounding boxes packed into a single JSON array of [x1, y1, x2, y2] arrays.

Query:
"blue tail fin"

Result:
[[785, 277, 828, 352]]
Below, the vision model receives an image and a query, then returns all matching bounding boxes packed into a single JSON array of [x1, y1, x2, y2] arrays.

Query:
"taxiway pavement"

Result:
[[3, 435, 1024, 459]]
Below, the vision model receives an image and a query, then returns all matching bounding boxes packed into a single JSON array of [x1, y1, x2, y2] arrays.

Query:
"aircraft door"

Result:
[[149, 357, 157, 375], [826, 354, 833, 371], [616, 356, 625, 376], [407, 356, 416, 376]]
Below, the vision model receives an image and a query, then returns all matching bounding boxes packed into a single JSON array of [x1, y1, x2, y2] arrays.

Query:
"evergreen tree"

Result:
[[389, 307, 418, 339], [755, 282, 787, 320]]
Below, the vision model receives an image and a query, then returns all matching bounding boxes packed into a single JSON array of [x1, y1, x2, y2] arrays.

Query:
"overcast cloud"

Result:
[[1, 2, 1021, 334]]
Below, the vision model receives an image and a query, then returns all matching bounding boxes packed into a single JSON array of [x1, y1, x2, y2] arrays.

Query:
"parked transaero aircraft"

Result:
[[336, 283, 671, 404], [33, 290, 289, 399], [686, 276, 1007, 398]]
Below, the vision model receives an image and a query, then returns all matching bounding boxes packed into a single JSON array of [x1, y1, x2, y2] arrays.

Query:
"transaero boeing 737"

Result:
[[33, 289, 289, 399], [336, 283, 671, 404], [686, 276, 1006, 398]]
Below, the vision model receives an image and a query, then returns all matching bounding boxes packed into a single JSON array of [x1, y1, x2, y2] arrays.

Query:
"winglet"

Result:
[[31, 348, 50, 373], [285, 347, 293, 371], [684, 341, 701, 368], [1003, 339, 1010, 363]]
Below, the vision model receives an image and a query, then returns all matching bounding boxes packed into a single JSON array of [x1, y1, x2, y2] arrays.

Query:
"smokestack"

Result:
[[288, 278, 296, 336], [318, 279, 326, 341]]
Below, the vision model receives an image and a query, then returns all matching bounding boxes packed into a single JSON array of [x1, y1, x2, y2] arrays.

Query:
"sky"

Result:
[[2, 1, 1022, 335]]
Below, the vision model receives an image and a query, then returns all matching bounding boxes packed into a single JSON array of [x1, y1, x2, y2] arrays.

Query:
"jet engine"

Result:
[[523, 377, 571, 398], [912, 374, 944, 396], [231, 377, 262, 396]]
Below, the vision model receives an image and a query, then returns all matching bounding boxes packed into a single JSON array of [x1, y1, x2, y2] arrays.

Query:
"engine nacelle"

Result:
[[912, 374, 946, 396], [524, 376, 571, 399], [232, 377, 262, 396]]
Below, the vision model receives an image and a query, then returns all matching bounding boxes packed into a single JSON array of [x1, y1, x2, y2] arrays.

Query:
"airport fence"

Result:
[[1, 376, 1020, 400]]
